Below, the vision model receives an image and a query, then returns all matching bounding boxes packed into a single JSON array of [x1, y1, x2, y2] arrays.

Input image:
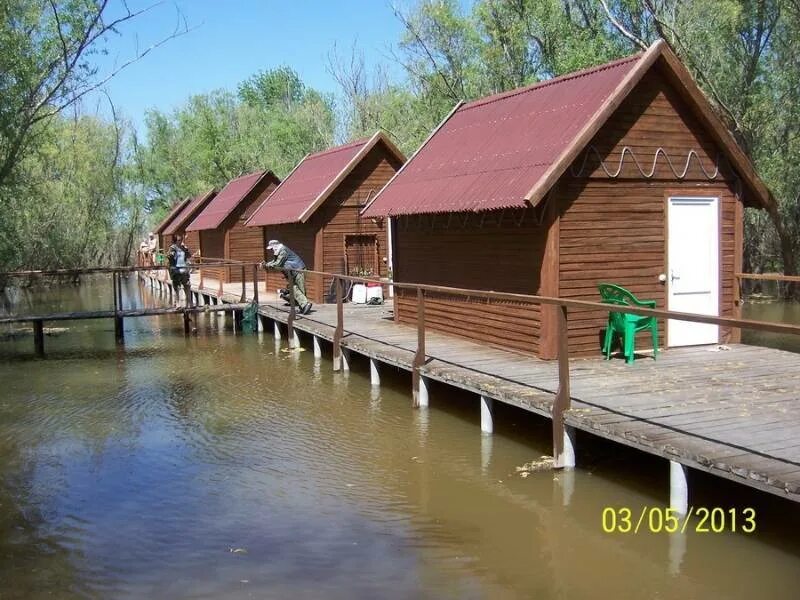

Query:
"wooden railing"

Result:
[[280, 268, 800, 468]]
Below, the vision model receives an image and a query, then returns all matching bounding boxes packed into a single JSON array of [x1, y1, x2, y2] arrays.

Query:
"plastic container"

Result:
[[351, 283, 367, 304]]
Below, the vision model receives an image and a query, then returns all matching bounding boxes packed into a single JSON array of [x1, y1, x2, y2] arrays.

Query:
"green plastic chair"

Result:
[[598, 283, 658, 364]]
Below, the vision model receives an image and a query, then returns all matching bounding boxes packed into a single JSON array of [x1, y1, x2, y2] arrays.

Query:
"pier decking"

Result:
[[157, 270, 800, 502], [254, 299, 800, 501]]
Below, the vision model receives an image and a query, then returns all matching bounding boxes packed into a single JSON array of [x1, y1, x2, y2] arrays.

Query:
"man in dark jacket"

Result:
[[263, 239, 311, 314], [167, 233, 194, 308]]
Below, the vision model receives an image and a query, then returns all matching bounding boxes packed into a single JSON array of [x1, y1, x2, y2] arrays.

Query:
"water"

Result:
[[1, 278, 799, 598]]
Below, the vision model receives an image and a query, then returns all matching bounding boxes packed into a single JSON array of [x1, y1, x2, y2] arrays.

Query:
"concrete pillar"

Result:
[[559, 426, 577, 469], [339, 348, 350, 372], [313, 335, 322, 359], [370, 358, 380, 387], [291, 330, 300, 349], [669, 460, 689, 516], [273, 321, 282, 340], [669, 531, 687, 576], [480, 395, 494, 434], [558, 469, 575, 507], [417, 375, 429, 408], [257, 315, 264, 333]]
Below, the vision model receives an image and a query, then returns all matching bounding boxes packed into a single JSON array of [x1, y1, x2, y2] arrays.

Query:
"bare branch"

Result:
[[597, 0, 648, 50]]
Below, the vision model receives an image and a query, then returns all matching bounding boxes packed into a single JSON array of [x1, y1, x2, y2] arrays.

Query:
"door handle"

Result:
[[671, 271, 680, 283]]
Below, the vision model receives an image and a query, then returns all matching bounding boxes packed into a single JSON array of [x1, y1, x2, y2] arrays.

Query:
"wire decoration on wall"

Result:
[[570, 146, 724, 180]]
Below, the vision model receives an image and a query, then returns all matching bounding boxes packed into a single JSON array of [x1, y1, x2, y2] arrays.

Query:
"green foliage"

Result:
[[138, 67, 335, 222]]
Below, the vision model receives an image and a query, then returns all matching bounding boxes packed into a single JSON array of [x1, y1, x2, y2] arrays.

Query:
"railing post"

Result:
[[33, 320, 44, 356], [412, 288, 426, 408], [553, 304, 574, 468], [287, 271, 297, 349], [113, 271, 124, 343], [240, 264, 246, 302], [333, 276, 343, 370], [252, 265, 259, 304]]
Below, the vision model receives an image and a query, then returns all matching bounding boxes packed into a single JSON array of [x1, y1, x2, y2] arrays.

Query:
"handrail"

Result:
[[736, 272, 800, 283], [270, 266, 800, 469], [291, 268, 800, 336], [0, 261, 262, 277]]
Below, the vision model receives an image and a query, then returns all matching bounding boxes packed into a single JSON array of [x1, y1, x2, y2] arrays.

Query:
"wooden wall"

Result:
[[554, 67, 742, 356], [312, 142, 400, 298], [393, 209, 547, 355], [227, 180, 278, 283], [199, 229, 226, 282], [261, 224, 321, 303]]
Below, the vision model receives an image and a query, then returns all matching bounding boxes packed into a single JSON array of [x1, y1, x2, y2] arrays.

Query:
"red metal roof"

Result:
[[363, 53, 643, 217], [186, 171, 277, 231], [154, 196, 191, 234], [163, 189, 216, 235], [246, 138, 372, 226]]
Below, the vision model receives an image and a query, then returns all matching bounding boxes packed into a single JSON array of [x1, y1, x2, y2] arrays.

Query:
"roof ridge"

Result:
[[461, 53, 643, 112], [228, 170, 266, 182]]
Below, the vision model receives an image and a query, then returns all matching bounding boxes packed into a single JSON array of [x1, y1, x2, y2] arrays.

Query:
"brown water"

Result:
[[1, 278, 799, 599]]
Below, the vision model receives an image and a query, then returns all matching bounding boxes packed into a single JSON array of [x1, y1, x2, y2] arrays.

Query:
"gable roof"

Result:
[[362, 40, 771, 218], [246, 131, 405, 227], [154, 196, 192, 234], [186, 170, 279, 231], [163, 189, 216, 235]]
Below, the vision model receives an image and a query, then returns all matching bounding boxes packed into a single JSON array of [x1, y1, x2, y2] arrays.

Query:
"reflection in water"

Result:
[[0, 280, 799, 598]]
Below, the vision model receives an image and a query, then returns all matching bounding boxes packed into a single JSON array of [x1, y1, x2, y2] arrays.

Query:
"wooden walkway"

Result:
[[257, 300, 800, 502], [147, 272, 800, 502]]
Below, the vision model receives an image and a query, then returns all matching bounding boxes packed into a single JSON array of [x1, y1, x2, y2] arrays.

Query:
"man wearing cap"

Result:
[[263, 240, 312, 314]]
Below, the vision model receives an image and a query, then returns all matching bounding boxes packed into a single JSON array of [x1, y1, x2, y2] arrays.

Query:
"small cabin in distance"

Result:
[[185, 171, 280, 283], [246, 131, 405, 303], [363, 40, 772, 359], [162, 189, 217, 256], [154, 196, 192, 253]]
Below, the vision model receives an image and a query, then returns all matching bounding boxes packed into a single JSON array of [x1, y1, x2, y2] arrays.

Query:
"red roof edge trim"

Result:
[[243, 156, 309, 228], [361, 102, 464, 218]]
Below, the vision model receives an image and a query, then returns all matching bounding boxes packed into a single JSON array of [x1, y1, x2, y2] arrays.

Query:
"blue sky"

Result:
[[87, 1, 409, 133]]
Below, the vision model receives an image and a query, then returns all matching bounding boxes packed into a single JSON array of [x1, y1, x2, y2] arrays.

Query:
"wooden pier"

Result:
[[4, 264, 800, 509], [168, 268, 800, 506]]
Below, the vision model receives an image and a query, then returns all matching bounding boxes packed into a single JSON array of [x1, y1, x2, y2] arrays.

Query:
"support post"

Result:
[[417, 375, 429, 408], [252, 265, 259, 304], [113, 271, 124, 343], [480, 395, 494, 434], [287, 272, 297, 349], [412, 288, 426, 408], [552, 305, 573, 468], [669, 461, 689, 516], [333, 277, 343, 371], [240, 264, 246, 302], [341, 348, 350, 372], [273, 320, 282, 339], [183, 310, 191, 336], [370, 358, 380, 386], [33, 320, 44, 356], [313, 335, 322, 358]]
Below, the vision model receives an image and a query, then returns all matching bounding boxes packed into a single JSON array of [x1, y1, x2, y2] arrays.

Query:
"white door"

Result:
[[667, 196, 719, 346]]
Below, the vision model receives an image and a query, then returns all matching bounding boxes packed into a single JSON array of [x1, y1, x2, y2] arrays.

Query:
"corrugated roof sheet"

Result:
[[154, 196, 191, 234], [186, 171, 272, 231], [363, 53, 642, 217], [247, 138, 371, 226], [163, 190, 216, 235]]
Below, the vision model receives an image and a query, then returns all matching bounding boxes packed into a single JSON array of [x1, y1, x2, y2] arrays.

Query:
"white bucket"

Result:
[[351, 283, 367, 304]]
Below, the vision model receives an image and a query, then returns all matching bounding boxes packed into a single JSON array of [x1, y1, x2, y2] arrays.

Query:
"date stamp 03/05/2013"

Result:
[[601, 506, 757, 534]]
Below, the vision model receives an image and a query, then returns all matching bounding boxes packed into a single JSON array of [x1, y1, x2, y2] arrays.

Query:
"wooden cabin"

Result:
[[162, 189, 217, 256], [154, 196, 192, 253], [246, 131, 405, 303], [363, 40, 773, 359], [185, 171, 280, 283]]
